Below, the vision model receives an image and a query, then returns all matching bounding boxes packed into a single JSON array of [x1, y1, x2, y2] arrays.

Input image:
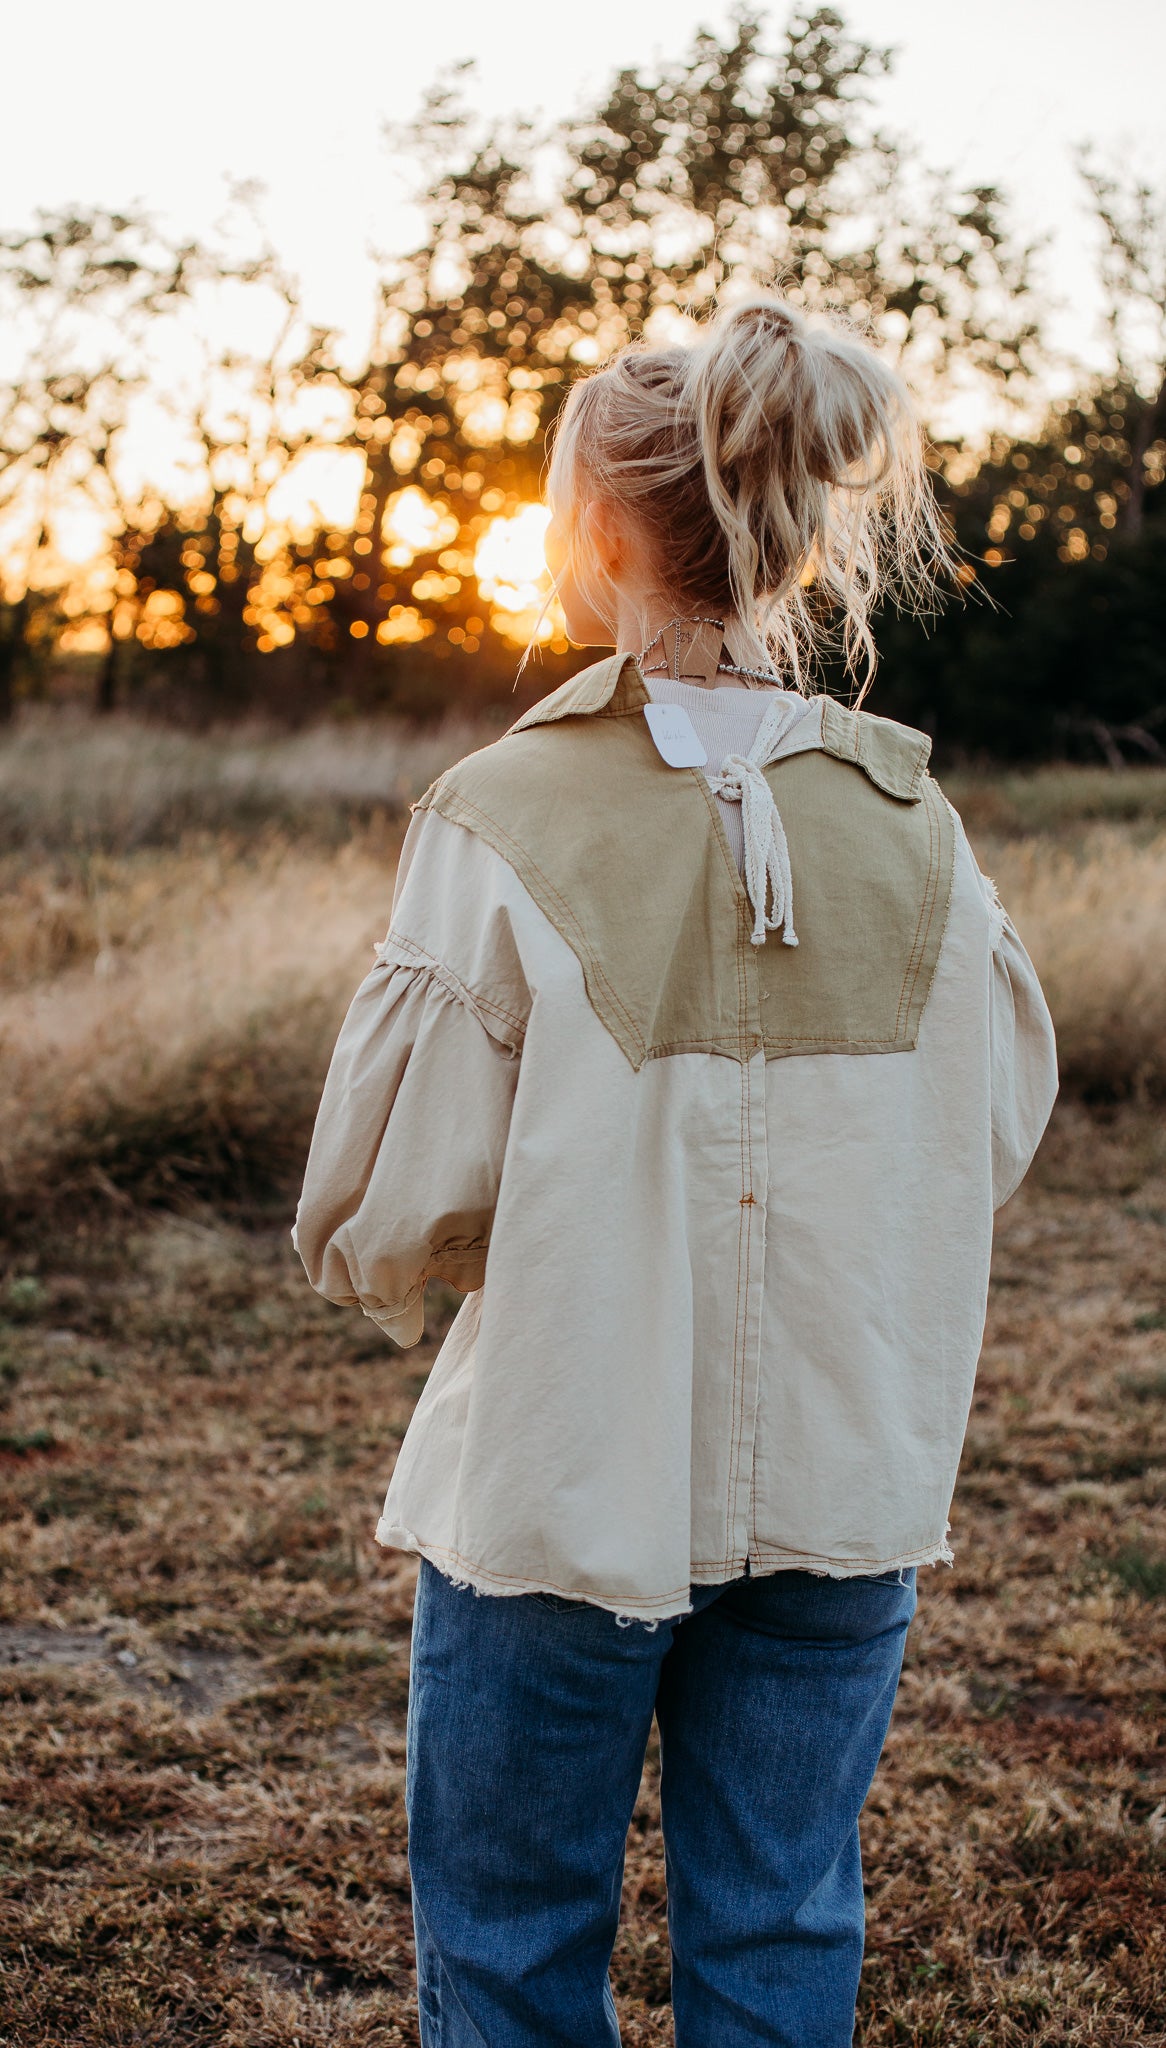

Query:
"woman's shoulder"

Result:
[[413, 726, 573, 842], [818, 698, 933, 803], [416, 665, 638, 827]]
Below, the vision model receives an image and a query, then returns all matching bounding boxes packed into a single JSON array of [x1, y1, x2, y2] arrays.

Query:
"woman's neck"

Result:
[[612, 591, 689, 660], [612, 597, 768, 690]]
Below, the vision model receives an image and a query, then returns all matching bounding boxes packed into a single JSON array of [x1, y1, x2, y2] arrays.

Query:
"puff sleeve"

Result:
[[985, 886, 1059, 1210], [292, 812, 529, 1346]]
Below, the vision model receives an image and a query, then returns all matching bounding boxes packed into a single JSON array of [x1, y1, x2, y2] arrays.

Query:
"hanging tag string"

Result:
[[707, 695, 814, 948]]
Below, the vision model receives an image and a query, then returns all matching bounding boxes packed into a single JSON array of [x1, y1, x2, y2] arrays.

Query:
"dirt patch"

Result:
[[0, 1623, 266, 1713], [0, 1624, 109, 1667]]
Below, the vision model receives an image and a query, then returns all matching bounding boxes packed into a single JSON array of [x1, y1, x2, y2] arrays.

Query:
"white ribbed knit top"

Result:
[[645, 677, 809, 872]]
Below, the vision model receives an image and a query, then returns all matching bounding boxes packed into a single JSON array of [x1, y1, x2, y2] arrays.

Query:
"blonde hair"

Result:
[[545, 293, 956, 695]]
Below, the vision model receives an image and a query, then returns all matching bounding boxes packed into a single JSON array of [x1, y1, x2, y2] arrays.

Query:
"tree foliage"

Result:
[[1076, 149, 1166, 534], [0, 7, 1161, 757], [0, 210, 210, 717]]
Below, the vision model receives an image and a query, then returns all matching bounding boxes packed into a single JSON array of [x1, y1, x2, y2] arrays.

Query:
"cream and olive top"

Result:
[[293, 653, 1058, 1621]]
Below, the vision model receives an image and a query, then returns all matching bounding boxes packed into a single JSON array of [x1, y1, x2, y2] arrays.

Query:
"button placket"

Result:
[[723, 933, 769, 1567]]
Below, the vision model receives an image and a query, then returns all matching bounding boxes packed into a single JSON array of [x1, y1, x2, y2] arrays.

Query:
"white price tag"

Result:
[[643, 702, 708, 769]]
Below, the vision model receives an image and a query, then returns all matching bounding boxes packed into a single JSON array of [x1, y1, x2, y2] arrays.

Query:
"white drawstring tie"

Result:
[[709, 753, 798, 946], [706, 694, 811, 948]]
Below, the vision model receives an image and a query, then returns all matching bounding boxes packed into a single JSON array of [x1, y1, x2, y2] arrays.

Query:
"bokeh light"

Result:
[[377, 604, 435, 645], [266, 447, 364, 534], [381, 488, 459, 567]]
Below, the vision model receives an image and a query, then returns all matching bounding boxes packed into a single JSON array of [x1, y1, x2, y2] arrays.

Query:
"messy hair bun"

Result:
[[546, 293, 955, 692]]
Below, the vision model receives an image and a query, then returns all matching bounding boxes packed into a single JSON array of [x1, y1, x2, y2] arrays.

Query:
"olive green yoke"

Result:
[[416, 655, 955, 1071]]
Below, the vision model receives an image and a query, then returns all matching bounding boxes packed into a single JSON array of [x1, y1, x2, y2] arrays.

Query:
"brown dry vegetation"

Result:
[[0, 730, 1164, 1234], [0, 1110, 1162, 2045], [1, 718, 1164, 2044]]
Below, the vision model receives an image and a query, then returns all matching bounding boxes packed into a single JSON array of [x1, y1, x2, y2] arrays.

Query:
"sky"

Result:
[[3, 0, 1164, 378]]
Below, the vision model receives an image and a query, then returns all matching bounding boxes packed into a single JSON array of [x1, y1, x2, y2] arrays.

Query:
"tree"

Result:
[[0, 208, 207, 718], [1077, 152, 1166, 536], [328, 6, 1043, 690], [855, 380, 1165, 762], [876, 158, 1166, 765], [97, 309, 358, 718], [0, 201, 315, 717], [6, 8, 1157, 754]]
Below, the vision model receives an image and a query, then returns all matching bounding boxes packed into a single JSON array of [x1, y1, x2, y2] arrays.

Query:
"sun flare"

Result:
[[473, 503, 567, 649]]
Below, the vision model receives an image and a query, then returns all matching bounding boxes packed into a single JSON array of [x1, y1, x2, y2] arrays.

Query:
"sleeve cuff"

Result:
[[362, 1294, 426, 1348]]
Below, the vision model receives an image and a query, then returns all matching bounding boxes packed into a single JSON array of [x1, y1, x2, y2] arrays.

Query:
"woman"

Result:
[[294, 295, 1058, 2047]]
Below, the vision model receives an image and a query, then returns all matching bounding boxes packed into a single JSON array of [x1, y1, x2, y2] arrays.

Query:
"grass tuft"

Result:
[[1096, 1545, 1166, 1601], [0, 1425, 57, 1454]]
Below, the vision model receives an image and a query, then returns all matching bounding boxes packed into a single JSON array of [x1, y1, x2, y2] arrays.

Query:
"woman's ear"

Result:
[[582, 498, 625, 581]]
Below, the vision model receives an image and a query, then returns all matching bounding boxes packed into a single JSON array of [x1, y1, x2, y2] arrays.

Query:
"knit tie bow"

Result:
[[706, 695, 809, 949]]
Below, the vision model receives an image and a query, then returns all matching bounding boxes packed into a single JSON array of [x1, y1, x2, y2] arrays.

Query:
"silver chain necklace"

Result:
[[638, 616, 784, 689]]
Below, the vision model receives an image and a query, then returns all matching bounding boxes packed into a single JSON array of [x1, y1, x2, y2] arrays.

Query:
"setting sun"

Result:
[[473, 503, 567, 649], [473, 503, 552, 608]]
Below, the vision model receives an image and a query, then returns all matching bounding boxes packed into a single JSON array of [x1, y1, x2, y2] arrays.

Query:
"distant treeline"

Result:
[[1, 8, 1163, 762], [860, 397, 1166, 765]]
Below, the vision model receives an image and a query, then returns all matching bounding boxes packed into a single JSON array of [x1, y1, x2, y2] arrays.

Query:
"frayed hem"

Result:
[[376, 1520, 955, 1617], [980, 872, 1008, 951], [733, 1535, 955, 1582], [375, 1521, 694, 1622]]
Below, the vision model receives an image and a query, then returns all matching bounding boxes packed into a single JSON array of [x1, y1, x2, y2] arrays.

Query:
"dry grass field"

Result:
[[0, 714, 1164, 2045]]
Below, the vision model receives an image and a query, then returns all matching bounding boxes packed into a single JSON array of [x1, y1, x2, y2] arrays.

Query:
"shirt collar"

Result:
[[507, 654, 648, 733], [508, 654, 930, 802]]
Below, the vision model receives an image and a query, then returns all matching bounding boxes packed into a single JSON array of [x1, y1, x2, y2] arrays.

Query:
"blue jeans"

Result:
[[406, 1559, 916, 2047]]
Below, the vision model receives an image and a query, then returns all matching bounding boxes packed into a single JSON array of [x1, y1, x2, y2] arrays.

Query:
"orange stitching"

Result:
[[449, 792, 642, 1045], [432, 788, 646, 1056], [690, 770, 748, 903], [895, 777, 949, 1037], [733, 1063, 758, 1560], [913, 778, 955, 1018], [892, 782, 939, 1037], [907, 736, 930, 796], [901, 780, 942, 1030], [382, 930, 530, 1038], [722, 1052, 751, 1575], [915, 782, 957, 1022], [721, 806, 758, 1575], [748, 1538, 944, 1572], [757, 1035, 915, 1052]]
